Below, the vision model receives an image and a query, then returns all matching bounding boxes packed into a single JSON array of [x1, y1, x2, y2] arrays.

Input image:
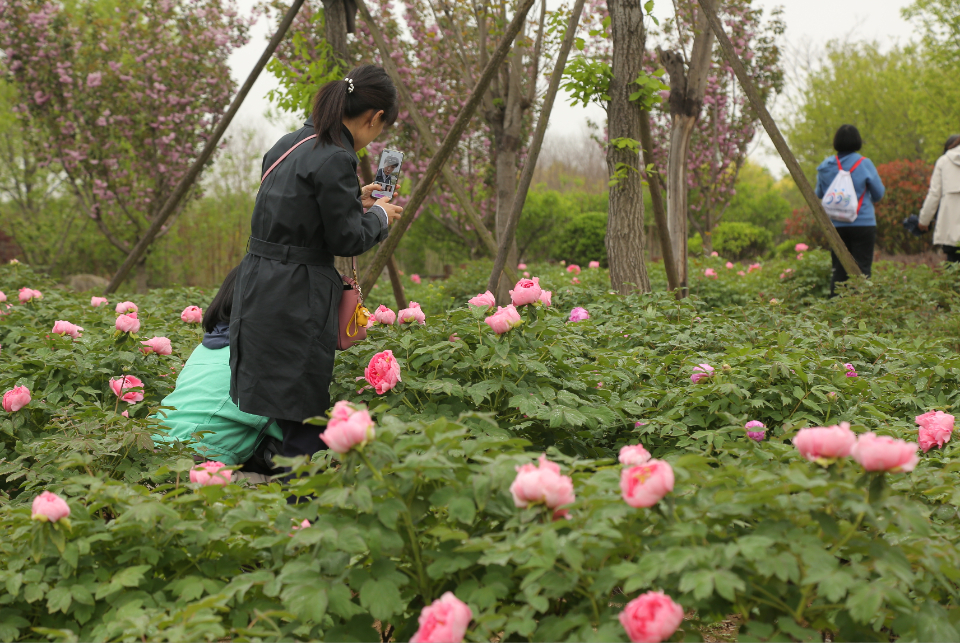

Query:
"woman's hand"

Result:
[[376, 196, 404, 223], [360, 183, 383, 208], [919, 222, 929, 232]]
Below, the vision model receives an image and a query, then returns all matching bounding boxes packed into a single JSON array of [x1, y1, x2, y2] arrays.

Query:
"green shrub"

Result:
[[4, 261, 960, 641], [688, 232, 703, 256], [553, 211, 607, 267], [712, 221, 774, 260]]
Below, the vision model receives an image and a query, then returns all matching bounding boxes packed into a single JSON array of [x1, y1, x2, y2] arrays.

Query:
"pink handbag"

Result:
[[260, 134, 369, 351], [337, 257, 369, 351]]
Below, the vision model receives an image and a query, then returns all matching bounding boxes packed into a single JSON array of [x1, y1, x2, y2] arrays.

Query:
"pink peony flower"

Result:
[[725, 262, 734, 269], [793, 423, 857, 462], [373, 304, 396, 325], [398, 301, 426, 325], [141, 337, 172, 356], [485, 305, 523, 334], [189, 461, 232, 486], [567, 264, 581, 275], [523, 271, 530, 277], [589, 261, 600, 269], [115, 301, 138, 314], [571, 277, 581, 284], [90, 296, 108, 307], [109, 375, 144, 404], [115, 312, 140, 333], [538, 290, 552, 307], [569, 307, 590, 323], [18, 287, 42, 303], [851, 433, 919, 473], [411, 273, 422, 285], [0, 291, 5, 302], [292, 518, 311, 531], [797, 253, 804, 260], [916, 410, 954, 452], [704, 268, 717, 279], [748, 263, 761, 273], [510, 454, 576, 511], [320, 400, 375, 454], [3, 386, 31, 412], [410, 591, 473, 643], [181, 306, 203, 323], [737, 270, 746, 276], [619, 444, 651, 466], [745, 420, 766, 442], [31, 491, 70, 522], [518, 263, 527, 270], [690, 363, 714, 384], [365, 349, 402, 394], [510, 277, 543, 306], [620, 460, 674, 508], [468, 291, 496, 308], [52, 320, 83, 338], [710, 251, 719, 257], [795, 243, 809, 252], [121, 411, 129, 418], [619, 591, 684, 643]]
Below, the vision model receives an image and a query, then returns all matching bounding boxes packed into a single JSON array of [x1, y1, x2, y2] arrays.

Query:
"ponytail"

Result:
[[311, 64, 399, 149]]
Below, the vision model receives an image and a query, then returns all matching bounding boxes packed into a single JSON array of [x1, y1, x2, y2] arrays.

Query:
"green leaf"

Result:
[[359, 578, 404, 621], [846, 584, 884, 624], [46, 586, 72, 614]]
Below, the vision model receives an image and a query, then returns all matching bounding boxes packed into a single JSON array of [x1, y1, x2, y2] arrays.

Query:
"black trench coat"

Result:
[[229, 123, 388, 421]]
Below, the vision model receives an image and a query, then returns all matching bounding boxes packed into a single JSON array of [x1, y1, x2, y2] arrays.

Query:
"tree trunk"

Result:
[[491, 77, 523, 303], [605, 0, 649, 294], [665, 114, 696, 276], [135, 257, 148, 293], [658, 0, 714, 296], [322, 0, 349, 60]]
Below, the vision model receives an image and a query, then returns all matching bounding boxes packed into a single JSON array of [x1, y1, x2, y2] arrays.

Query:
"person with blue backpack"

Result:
[[815, 124, 886, 295]]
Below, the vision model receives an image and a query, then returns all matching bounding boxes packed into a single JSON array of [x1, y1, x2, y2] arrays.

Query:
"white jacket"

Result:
[[920, 147, 960, 247]]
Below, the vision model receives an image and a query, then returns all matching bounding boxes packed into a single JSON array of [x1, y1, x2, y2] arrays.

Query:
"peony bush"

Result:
[[2, 261, 960, 641]]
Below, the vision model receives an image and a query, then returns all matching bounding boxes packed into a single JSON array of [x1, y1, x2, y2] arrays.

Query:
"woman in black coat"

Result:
[[230, 65, 402, 462]]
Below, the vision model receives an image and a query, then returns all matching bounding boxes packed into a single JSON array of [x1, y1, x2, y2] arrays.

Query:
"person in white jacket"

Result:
[[919, 135, 960, 262]]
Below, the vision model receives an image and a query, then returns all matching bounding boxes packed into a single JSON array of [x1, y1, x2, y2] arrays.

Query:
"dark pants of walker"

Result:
[[943, 246, 960, 263], [830, 226, 877, 296], [275, 418, 328, 504]]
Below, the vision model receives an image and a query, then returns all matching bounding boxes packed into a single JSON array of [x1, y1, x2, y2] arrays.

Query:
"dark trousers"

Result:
[[275, 417, 328, 505], [830, 226, 876, 296], [276, 418, 327, 460], [943, 246, 960, 263]]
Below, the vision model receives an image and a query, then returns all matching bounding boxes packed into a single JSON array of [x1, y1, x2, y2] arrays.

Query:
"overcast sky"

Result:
[[225, 0, 919, 176]]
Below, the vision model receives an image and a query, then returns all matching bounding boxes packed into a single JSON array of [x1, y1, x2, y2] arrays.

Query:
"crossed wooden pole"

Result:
[[105, 0, 860, 295]]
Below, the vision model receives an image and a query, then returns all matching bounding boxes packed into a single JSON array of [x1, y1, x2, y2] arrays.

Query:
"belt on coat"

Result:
[[246, 237, 334, 266]]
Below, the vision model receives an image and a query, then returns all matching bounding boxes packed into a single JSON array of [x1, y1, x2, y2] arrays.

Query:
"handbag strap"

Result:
[[260, 134, 318, 186]]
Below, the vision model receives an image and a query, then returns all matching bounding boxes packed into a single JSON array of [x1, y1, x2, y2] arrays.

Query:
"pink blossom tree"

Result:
[[262, 0, 570, 276], [648, 0, 784, 255], [0, 0, 249, 289]]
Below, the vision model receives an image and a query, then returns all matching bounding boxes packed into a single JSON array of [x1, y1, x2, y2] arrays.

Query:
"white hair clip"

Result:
[[344, 77, 355, 93]]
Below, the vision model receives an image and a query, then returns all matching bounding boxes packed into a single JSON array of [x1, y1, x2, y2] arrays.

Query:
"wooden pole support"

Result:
[[354, 0, 517, 285], [103, 0, 308, 294], [695, 0, 862, 277], [485, 0, 586, 295], [639, 108, 679, 293], [358, 0, 537, 294]]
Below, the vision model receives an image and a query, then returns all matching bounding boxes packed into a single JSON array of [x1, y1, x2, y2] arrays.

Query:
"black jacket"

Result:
[[229, 123, 388, 421]]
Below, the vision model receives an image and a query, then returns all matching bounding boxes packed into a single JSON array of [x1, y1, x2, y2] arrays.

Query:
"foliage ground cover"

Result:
[[2, 257, 960, 642]]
